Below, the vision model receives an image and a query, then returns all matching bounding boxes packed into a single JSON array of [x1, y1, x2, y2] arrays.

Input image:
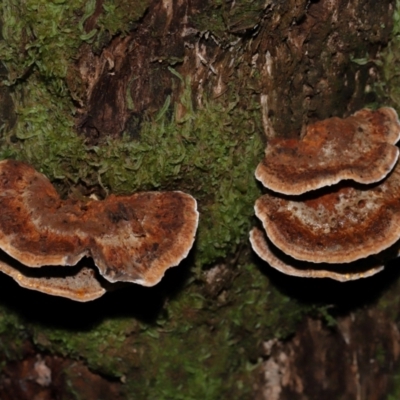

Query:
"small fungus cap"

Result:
[[0, 160, 199, 286], [0, 251, 106, 301], [254, 161, 400, 264], [249, 227, 384, 282], [255, 107, 400, 195]]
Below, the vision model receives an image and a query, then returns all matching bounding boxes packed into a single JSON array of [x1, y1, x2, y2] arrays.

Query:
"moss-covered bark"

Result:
[[0, 0, 399, 398]]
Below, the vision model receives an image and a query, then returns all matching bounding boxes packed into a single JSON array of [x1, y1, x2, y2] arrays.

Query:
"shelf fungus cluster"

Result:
[[250, 107, 400, 281], [0, 160, 198, 301]]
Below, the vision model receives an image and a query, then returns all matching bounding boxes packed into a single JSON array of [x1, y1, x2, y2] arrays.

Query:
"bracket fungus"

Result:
[[249, 227, 384, 282], [251, 107, 400, 281], [0, 160, 199, 301], [0, 253, 107, 302], [255, 107, 400, 195]]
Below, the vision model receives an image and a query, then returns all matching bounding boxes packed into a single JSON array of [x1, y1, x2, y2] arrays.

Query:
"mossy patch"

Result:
[[375, 0, 400, 110], [97, 0, 150, 36], [33, 316, 137, 377], [0, 0, 84, 85], [193, 0, 268, 38], [0, 0, 150, 84], [0, 309, 27, 364]]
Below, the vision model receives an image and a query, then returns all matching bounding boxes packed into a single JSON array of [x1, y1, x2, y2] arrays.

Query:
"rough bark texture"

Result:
[[255, 313, 400, 400], [71, 0, 394, 142], [0, 0, 400, 398], [253, 266, 400, 400]]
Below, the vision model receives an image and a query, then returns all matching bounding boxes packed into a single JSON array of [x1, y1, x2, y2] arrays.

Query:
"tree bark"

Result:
[[0, 0, 399, 398]]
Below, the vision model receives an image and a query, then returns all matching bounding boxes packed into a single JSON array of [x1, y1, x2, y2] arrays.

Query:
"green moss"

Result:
[[149, 267, 310, 398], [0, 0, 85, 85], [224, 0, 269, 33], [0, 0, 150, 86], [375, 0, 400, 108], [33, 316, 139, 377], [388, 379, 400, 400], [0, 309, 27, 362], [193, 0, 268, 38], [192, 1, 226, 37], [98, 0, 150, 36]]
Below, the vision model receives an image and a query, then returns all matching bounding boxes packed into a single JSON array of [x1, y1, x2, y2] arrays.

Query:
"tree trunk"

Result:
[[0, 0, 399, 398]]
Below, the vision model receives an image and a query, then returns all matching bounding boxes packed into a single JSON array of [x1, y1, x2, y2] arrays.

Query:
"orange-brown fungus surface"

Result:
[[0, 160, 199, 286], [0, 258, 106, 302], [249, 228, 384, 281], [254, 161, 400, 264], [255, 107, 400, 195]]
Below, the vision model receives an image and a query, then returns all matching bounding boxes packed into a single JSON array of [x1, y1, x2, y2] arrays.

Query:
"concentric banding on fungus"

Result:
[[0, 260, 107, 302], [255, 107, 400, 195], [0, 159, 199, 286], [250, 227, 384, 281], [254, 161, 400, 264]]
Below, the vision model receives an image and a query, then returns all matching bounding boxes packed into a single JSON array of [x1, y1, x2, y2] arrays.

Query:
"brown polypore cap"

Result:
[[255, 107, 400, 195], [255, 161, 400, 264], [250, 228, 384, 281], [0, 251, 106, 301], [0, 160, 199, 286]]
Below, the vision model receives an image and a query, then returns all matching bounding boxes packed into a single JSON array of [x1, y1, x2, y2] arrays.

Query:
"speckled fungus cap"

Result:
[[249, 227, 384, 282], [255, 107, 400, 195], [0, 254, 107, 302], [0, 159, 199, 290], [254, 161, 400, 264]]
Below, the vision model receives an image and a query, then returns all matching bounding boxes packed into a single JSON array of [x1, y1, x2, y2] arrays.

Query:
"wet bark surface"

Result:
[[255, 314, 400, 400]]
